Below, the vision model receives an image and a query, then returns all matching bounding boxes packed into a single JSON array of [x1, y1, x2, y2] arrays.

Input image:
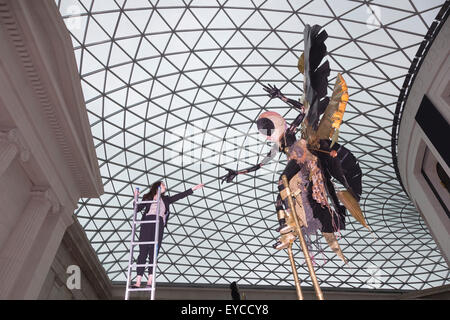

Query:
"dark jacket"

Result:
[[137, 188, 193, 226]]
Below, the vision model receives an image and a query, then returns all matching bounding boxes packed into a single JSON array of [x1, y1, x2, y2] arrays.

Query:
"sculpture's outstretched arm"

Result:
[[262, 84, 306, 133], [221, 143, 278, 184]]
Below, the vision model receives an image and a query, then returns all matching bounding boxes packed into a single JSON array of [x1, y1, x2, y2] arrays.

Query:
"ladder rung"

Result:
[[134, 220, 159, 225], [132, 241, 158, 245], [127, 287, 154, 292], [136, 200, 158, 204], [130, 263, 156, 268]]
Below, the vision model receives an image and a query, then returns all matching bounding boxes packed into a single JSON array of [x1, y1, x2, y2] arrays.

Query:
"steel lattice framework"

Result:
[[56, 0, 449, 290]]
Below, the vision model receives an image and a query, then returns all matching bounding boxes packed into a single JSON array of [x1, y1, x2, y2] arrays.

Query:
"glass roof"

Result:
[[56, 0, 449, 290]]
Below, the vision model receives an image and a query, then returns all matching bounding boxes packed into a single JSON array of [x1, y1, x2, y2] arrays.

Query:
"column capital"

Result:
[[30, 187, 61, 214], [0, 128, 30, 162]]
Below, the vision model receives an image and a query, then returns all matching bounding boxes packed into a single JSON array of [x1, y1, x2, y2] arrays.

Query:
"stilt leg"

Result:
[[282, 175, 324, 300], [287, 243, 303, 300]]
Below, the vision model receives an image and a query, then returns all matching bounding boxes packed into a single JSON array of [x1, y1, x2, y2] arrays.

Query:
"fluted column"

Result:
[[0, 129, 30, 177], [12, 197, 72, 299], [0, 187, 57, 299]]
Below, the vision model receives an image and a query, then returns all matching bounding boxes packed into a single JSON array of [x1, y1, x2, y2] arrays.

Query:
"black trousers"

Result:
[[136, 214, 164, 276]]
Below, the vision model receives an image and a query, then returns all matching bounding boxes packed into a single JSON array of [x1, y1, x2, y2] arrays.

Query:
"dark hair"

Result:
[[230, 281, 241, 300], [142, 181, 163, 201]]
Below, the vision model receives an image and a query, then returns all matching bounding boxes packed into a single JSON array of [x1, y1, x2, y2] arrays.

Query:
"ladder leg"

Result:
[[125, 187, 140, 300], [150, 187, 161, 300]]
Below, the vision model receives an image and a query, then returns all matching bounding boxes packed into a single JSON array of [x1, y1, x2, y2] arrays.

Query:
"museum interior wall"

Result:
[[396, 16, 450, 265]]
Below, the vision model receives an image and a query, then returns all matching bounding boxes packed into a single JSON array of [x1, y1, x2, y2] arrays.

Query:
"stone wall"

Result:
[[38, 217, 112, 300]]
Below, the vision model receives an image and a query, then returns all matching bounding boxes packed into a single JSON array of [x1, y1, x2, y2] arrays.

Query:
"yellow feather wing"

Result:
[[298, 53, 305, 74], [317, 73, 348, 145]]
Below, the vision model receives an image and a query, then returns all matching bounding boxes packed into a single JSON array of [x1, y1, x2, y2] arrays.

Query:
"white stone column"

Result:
[[0, 187, 56, 299], [0, 132, 18, 177], [12, 201, 75, 299], [0, 129, 30, 177]]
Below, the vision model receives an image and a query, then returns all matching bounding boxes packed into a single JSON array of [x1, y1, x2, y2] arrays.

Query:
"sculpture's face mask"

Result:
[[256, 111, 286, 143]]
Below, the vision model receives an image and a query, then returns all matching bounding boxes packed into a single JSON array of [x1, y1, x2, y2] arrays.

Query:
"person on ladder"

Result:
[[131, 181, 204, 288]]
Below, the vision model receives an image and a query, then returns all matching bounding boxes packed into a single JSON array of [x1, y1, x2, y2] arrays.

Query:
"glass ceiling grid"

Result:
[[56, 0, 449, 290]]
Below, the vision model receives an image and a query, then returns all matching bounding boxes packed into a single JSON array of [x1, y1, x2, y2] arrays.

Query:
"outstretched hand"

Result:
[[220, 169, 238, 184], [192, 184, 205, 191], [262, 84, 283, 99]]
